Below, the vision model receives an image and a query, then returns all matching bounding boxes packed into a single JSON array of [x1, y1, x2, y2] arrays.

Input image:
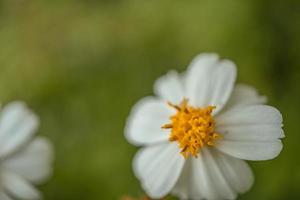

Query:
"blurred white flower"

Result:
[[125, 53, 284, 200], [0, 102, 53, 200]]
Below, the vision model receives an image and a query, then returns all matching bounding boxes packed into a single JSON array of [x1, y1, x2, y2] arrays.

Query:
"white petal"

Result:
[[210, 149, 254, 194], [216, 105, 283, 126], [172, 148, 254, 200], [221, 84, 267, 112], [154, 70, 184, 104], [185, 53, 218, 106], [0, 102, 39, 158], [216, 140, 282, 161], [3, 137, 54, 184], [0, 192, 13, 200], [2, 172, 41, 200], [133, 142, 185, 199], [216, 105, 284, 160], [172, 156, 208, 200], [217, 124, 284, 142], [190, 148, 235, 199], [185, 53, 236, 112], [125, 97, 174, 145]]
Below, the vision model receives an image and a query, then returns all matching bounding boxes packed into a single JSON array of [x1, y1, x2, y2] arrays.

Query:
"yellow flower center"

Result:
[[162, 99, 221, 158]]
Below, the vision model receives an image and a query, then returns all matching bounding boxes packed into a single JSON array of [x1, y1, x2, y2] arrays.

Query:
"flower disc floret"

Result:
[[162, 99, 221, 158]]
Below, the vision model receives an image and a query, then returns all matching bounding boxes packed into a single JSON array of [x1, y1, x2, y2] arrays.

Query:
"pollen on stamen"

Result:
[[162, 99, 221, 158]]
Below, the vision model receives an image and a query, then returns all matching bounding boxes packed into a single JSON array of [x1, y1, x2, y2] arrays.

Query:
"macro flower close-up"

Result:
[[0, 1, 298, 199], [0, 102, 54, 200], [125, 53, 284, 199]]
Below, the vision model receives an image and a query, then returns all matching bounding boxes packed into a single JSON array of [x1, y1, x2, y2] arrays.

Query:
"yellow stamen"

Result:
[[162, 99, 221, 158]]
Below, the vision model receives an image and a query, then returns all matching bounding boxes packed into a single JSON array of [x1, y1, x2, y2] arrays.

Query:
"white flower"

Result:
[[0, 101, 54, 200], [125, 53, 284, 200]]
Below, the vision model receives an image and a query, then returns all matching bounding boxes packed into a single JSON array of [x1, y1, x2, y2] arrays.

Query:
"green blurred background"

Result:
[[0, 0, 299, 199]]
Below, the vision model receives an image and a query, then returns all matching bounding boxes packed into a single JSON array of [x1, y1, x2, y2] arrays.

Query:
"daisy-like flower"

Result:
[[125, 53, 284, 200], [0, 101, 53, 200]]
